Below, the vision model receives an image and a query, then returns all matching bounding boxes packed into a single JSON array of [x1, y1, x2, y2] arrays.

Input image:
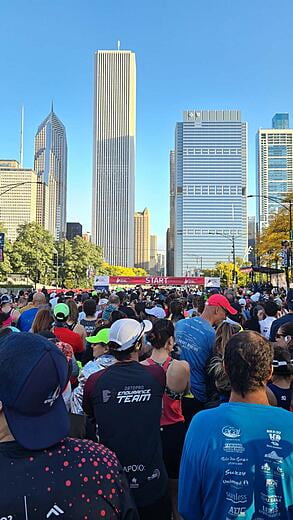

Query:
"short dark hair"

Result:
[[264, 301, 278, 317], [148, 319, 174, 349], [278, 322, 293, 338], [272, 345, 293, 378], [224, 331, 273, 397], [83, 299, 97, 317]]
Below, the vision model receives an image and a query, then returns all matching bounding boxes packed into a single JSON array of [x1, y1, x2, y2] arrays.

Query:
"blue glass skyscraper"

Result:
[[34, 106, 67, 240], [173, 110, 248, 274]]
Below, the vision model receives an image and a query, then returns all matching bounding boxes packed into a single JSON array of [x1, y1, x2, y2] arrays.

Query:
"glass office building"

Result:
[[174, 110, 248, 274], [92, 50, 136, 267], [34, 107, 67, 240], [257, 114, 293, 231]]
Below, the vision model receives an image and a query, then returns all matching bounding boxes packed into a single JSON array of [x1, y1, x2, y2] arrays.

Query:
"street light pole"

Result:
[[248, 194, 293, 286], [232, 235, 236, 285]]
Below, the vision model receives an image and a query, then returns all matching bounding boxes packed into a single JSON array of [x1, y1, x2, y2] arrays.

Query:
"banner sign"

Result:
[[204, 277, 221, 288], [94, 275, 110, 287], [108, 276, 205, 286]]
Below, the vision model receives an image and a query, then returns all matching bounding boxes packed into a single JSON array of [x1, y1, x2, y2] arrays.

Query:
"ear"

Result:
[[0, 401, 3, 412]]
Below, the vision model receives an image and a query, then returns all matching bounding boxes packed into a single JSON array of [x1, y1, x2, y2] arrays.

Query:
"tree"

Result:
[[10, 222, 55, 286], [70, 236, 104, 287], [99, 263, 147, 277], [202, 261, 247, 287], [257, 207, 289, 266], [0, 223, 12, 282]]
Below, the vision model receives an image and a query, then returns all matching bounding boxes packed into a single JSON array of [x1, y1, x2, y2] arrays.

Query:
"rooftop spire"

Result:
[[51, 99, 54, 114]]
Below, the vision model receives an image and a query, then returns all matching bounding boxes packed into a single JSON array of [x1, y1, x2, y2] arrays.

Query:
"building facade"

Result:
[[134, 208, 150, 271], [166, 150, 176, 275], [256, 114, 293, 232], [34, 107, 67, 240], [92, 50, 136, 267], [0, 160, 37, 242], [66, 222, 83, 241], [174, 110, 248, 274]]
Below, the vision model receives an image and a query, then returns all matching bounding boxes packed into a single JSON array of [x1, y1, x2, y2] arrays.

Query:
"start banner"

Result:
[[108, 276, 205, 286]]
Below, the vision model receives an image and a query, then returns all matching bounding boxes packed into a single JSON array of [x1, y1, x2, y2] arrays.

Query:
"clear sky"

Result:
[[1, 0, 293, 251]]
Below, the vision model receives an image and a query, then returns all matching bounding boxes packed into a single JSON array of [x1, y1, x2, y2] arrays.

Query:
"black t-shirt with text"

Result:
[[0, 437, 138, 519], [83, 361, 167, 508]]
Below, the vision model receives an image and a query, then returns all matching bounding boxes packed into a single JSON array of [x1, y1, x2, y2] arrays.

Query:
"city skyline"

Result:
[[1, 1, 293, 251]]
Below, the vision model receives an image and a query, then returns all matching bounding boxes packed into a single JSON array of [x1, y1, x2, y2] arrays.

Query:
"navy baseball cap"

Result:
[[0, 333, 70, 450]]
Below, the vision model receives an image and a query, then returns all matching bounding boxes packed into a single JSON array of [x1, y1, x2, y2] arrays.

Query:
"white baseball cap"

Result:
[[239, 298, 246, 306], [145, 306, 165, 319], [98, 298, 109, 306], [109, 318, 152, 351]]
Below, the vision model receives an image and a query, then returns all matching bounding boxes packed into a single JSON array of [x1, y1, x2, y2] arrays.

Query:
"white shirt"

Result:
[[260, 316, 276, 339]]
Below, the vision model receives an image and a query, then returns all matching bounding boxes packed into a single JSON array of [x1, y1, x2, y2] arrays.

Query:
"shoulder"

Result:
[[143, 363, 166, 387]]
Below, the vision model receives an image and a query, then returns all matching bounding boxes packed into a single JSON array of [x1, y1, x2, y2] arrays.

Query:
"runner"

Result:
[[83, 318, 171, 519], [0, 294, 20, 327], [79, 299, 98, 335], [0, 332, 138, 519], [142, 319, 189, 520], [267, 345, 293, 410], [17, 292, 46, 332], [179, 330, 293, 519], [175, 293, 237, 425], [52, 303, 85, 358]]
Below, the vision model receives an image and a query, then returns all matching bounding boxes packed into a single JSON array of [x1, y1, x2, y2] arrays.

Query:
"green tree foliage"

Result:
[[0, 223, 12, 281], [257, 208, 289, 266], [202, 261, 247, 287], [100, 263, 147, 277], [10, 222, 54, 285]]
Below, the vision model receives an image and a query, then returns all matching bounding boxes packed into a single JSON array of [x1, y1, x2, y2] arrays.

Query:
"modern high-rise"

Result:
[[66, 222, 83, 241], [174, 110, 248, 274], [257, 113, 293, 231], [150, 234, 158, 274], [92, 49, 136, 266], [0, 160, 37, 242], [166, 151, 176, 275], [134, 208, 150, 271], [34, 106, 67, 240]]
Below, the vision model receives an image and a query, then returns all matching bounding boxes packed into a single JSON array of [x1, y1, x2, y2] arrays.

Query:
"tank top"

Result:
[[267, 382, 292, 411], [80, 319, 97, 336], [0, 309, 13, 327], [146, 356, 185, 426]]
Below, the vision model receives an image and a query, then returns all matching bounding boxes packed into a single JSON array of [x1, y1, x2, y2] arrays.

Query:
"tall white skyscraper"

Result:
[[256, 113, 293, 232], [92, 50, 136, 266], [174, 110, 248, 274], [34, 106, 67, 240]]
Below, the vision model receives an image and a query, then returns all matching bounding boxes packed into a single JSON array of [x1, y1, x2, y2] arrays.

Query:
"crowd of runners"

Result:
[[0, 283, 292, 519]]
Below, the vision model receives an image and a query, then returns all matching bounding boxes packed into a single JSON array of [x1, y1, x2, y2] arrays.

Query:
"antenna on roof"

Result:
[[20, 105, 24, 168], [117, 40, 121, 51]]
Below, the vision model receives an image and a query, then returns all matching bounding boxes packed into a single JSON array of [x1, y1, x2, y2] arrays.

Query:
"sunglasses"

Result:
[[275, 333, 289, 339]]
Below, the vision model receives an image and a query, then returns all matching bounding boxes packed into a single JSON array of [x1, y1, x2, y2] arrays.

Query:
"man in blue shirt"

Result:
[[18, 292, 46, 332], [175, 294, 237, 424], [179, 330, 293, 520]]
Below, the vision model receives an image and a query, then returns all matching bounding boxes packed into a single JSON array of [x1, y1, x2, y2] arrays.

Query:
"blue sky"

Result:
[[1, 0, 293, 250]]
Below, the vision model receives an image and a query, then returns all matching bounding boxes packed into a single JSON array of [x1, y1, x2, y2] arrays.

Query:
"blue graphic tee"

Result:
[[175, 317, 215, 402], [179, 402, 293, 520]]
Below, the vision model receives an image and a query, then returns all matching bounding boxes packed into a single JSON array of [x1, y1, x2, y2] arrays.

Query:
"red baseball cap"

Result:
[[206, 294, 237, 315]]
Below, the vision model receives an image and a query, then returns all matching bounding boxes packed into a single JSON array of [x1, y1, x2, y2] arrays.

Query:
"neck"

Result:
[[229, 388, 269, 406], [271, 377, 291, 388], [0, 412, 14, 443], [201, 308, 215, 325], [151, 348, 169, 362]]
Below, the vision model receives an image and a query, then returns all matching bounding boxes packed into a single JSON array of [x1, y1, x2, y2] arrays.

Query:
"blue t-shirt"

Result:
[[175, 317, 215, 402], [17, 307, 38, 332], [179, 402, 293, 520]]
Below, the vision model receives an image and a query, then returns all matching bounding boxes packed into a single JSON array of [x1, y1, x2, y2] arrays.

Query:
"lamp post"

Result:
[[248, 194, 293, 283]]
